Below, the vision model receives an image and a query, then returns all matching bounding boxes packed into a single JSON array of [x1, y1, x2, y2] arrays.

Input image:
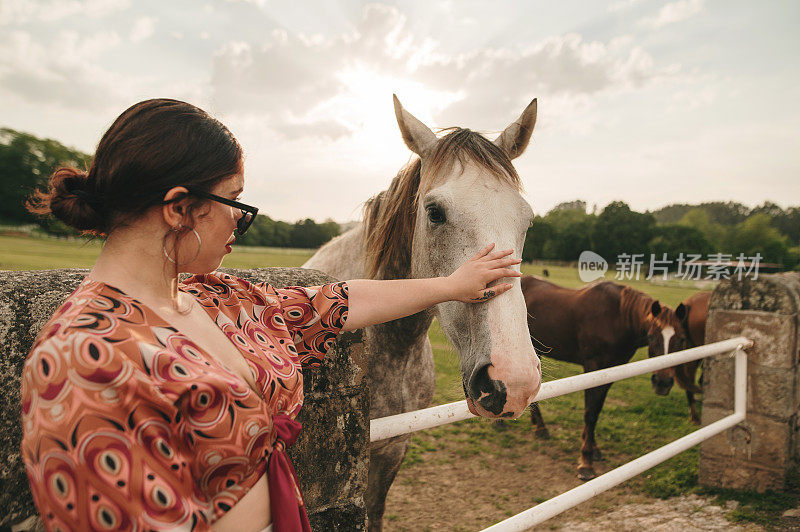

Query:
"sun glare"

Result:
[[328, 66, 461, 153]]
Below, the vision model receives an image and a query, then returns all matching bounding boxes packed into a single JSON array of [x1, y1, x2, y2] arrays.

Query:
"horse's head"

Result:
[[388, 95, 541, 419], [646, 300, 689, 395]]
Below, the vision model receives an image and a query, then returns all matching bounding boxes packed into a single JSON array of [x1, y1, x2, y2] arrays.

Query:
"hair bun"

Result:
[[47, 167, 105, 233]]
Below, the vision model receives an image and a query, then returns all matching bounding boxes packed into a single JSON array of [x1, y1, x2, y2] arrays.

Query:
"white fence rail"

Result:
[[369, 336, 752, 531]]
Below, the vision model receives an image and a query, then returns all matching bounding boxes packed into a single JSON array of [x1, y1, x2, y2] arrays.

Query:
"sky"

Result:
[[1, 0, 798, 223]]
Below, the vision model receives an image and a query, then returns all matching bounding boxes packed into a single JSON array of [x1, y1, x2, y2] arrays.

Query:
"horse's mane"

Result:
[[363, 128, 523, 279], [619, 285, 676, 334]]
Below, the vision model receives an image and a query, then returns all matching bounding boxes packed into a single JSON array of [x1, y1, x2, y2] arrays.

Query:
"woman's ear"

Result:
[[161, 186, 191, 228]]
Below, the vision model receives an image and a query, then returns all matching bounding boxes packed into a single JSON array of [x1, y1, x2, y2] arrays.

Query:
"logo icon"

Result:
[[578, 251, 608, 283]]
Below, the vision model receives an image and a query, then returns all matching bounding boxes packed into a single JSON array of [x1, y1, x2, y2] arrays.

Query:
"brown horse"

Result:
[[521, 275, 688, 480], [651, 291, 711, 424]]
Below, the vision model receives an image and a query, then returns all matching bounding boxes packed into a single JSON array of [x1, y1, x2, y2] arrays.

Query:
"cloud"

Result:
[[669, 85, 717, 111], [278, 120, 353, 141], [641, 0, 705, 29], [210, 3, 678, 140], [225, 0, 267, 7], [0, 0, 130, 25], [0, 29, 127, 110], [130, 16, 156, 43], [210, 5, 414, 137], [608, 0, 644, 12], [416, 33, 670, 130]]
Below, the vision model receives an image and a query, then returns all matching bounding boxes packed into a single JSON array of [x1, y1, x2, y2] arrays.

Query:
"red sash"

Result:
[[268, 415, 312, 532]]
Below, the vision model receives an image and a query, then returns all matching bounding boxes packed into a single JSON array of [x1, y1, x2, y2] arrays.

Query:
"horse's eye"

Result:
[[426, 205, 446, 225]]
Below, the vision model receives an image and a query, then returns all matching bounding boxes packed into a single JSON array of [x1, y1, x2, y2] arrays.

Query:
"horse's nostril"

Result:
[[468, 364, 507, 416], [651, 373, 674, 394]]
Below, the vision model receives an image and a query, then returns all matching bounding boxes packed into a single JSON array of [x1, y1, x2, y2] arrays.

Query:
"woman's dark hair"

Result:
[[28, 98, 242, 235]]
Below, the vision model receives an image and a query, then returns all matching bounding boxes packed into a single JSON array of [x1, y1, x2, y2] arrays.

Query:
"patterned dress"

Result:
[[19, 272, 349, 531]]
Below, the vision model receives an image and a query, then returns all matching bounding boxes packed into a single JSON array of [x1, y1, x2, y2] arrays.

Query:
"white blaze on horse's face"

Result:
[[662, 326, 675, 356], [394, 95, 542, 419]]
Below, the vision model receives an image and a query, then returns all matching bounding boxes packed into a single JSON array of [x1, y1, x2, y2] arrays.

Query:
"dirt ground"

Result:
[[382, 444, 765, 532]]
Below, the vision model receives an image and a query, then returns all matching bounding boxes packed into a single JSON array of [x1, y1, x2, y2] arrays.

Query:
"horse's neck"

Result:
[[304, 223, 434, 345], [371, 258, 435, 346], [619, 288, 652, 341], [302, 225, 366, 280], [372, 308, 435, 349]]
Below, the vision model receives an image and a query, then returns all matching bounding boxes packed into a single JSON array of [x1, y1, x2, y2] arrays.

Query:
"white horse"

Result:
[[303, 96, 541, 530]]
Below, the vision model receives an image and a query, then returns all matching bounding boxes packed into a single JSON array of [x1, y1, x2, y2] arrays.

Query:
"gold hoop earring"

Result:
[[163, 227, 202, 264]]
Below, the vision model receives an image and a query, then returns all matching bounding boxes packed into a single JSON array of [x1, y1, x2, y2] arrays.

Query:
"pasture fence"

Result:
[[372, 271, 800, 530], [371, 337, 751, 531]]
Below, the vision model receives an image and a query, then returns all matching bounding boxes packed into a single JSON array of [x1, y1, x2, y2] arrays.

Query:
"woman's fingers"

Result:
[[482, 248, 514, 261], [459, 245, 522, 303], [470, 283, 513, 302], [471, 243, 496, 260], [472, 245, 517, 262], [487, 256, 522, 268], [485, 268, 522, 282]]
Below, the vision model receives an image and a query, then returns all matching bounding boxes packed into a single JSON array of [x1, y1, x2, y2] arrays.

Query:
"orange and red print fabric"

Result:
[[20, 272, 348, 530]]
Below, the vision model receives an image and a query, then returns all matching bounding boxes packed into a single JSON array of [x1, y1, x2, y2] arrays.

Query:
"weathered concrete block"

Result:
[[703, 357, 796, 420], [294, 388, 369, 508], [701, 272, 800, 493], [701, 355, 734, 409], [748, 364, 797, 420], [706, 310, 798, 368], [699, 454, 786, 492], [709, 273, 800, 315], [700, 405, 793, 469], [0, 267, 369, 531]]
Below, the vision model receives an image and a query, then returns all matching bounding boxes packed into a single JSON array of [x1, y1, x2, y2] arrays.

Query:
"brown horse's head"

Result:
[[646, 300, 689, 395]]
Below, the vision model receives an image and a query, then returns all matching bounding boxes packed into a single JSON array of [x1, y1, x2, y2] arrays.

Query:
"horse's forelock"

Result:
[[363, 128, 523, 280], [417, 128, 523, 198]]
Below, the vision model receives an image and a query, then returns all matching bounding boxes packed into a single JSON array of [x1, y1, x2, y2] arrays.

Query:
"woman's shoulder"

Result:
[[24, 279, 149, 393], [30, 276, 169, 357], [31, 278, 111, 349]]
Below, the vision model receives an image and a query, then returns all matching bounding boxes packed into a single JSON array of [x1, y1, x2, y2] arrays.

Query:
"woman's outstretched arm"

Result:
[[341, 244, 522, 332]]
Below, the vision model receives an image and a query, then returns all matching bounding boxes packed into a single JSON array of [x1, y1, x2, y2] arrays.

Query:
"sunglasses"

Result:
[[186, 189, 259, 236]]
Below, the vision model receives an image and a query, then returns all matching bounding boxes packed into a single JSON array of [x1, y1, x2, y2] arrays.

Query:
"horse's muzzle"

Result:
[[651, 373, 674, 396], [466, 357, 541, 419]]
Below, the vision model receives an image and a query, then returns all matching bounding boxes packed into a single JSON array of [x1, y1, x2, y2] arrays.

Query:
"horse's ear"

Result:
[[650, 300, 662, 317], [675, 303, 688, 322], [393, 94, 437, 158], [494, 98, 537, 160]]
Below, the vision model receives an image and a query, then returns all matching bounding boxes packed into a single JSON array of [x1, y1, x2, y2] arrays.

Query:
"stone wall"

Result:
[[699, 272, 800, 491], [0, 267, 369, 530]]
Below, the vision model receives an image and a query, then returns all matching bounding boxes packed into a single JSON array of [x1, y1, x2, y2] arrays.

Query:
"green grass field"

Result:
[[0, 234, 315, 270], [2, 233, 792, 526]]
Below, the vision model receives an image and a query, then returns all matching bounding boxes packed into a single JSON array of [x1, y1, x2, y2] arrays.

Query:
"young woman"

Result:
[[20, 98, 522, 532]]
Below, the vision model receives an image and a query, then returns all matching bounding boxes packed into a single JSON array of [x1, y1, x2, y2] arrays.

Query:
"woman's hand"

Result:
[[447, 243, 522, 303], [342, 244, 522, 331]]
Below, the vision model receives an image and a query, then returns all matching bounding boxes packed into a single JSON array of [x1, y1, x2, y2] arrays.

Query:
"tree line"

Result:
[[524, 200, 800, 269], [0, 127, 340, 249], [2, 126, 797, 265]]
